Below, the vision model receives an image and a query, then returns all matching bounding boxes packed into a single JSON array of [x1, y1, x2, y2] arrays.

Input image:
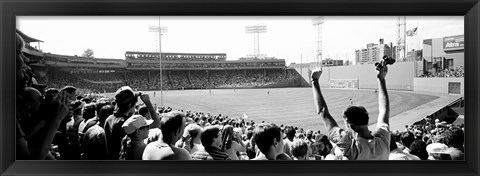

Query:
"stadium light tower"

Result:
[[396, 16, 406, 62], [245, 25, 267, 59], [312, 17, 324, 67], [148, 17, 168, 107]]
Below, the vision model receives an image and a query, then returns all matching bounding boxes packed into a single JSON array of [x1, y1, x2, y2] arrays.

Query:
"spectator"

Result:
[[443, 127, 465, 160], [311, 64, 391, 160], [409, 140, 429, 160], [191, 125, 227, 160], [104, 86, 159, 159], [143, 111, 191, 160], [252, 123, 286, 160], [426, 143, 451, 160], [290, 139, 309, 160], [400, 131, 416, 154], [283, 126, 296, 158], [175, 124, 204, 154], [389, 134, 420, 160], [119, 115, 152, 160], [81, 123, 108, 160], [221, 125, 246, 160], [78, 103, 97, 136]]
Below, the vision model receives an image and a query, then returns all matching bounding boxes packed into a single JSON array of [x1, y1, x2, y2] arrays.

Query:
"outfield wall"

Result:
[[414, 77, 464, 96], [294, 62, 416, 90]]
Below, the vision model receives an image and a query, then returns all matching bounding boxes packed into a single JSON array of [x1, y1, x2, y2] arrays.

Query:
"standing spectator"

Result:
[[78, 103, 97, 137], [252, 123, 285, 160], [143, 111, 191, 160], [80, 104, 114, 160], [119, 115, 152, 160], [311, 64, 391, 160], [104, 86, 159, 160]]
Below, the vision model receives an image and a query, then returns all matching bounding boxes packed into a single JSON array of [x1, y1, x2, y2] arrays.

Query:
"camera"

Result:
[[375, 56, 396, 71]]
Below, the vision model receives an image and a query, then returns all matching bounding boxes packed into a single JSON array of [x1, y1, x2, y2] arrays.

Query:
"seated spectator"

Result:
[[221, 125, 246, 160], [252, 123, 287, 160], [409, 140, 429, 160], [290, 139, 309, 160], [400, 131, 415, 154], [143, 111, 191, 160], [175, 124, 204, 154], [191, 125, 224, 160], [311, 65, 391, 160], [443, 127, 465, 160], [283, 126, 296, 158], [389, 134, 420, 160], [119, 115, 152, 160]]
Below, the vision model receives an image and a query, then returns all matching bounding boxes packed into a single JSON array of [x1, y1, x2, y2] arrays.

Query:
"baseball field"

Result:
[[106, 87, 438, 133]]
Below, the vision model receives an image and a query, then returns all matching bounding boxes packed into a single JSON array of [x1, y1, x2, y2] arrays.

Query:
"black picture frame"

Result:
[[1, 0, 479, 176]]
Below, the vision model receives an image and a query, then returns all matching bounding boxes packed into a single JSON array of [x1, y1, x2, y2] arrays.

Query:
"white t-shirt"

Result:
[[330, 126, 391, 160]]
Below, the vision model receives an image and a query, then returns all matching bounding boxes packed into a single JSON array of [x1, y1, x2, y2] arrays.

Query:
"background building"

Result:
[[355, 39, 393, 65]]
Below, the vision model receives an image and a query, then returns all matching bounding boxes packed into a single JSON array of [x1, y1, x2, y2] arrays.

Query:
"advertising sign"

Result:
[[443, 35, 464, 51]]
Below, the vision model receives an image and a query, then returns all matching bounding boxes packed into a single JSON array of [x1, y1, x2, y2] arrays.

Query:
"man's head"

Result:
[[200, 125, 222, 148], [400, 131, 415, 149], [60, 86, 77, 101], [159, 111, 186, 144], [284, 126, 296, 140], [114, 86, 139, 114], [253, 123, 283, 156], [82, 103, 97, 120], [290, 139, 308, 160], [343, 106, 369, 130], [22, 87, 43, 114]]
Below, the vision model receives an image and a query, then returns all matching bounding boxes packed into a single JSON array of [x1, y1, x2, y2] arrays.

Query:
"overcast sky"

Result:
[[17, 16, 463, 65]]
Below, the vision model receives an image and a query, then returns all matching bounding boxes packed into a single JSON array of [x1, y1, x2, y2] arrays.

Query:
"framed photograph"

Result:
[[1, 0, 479, 176]]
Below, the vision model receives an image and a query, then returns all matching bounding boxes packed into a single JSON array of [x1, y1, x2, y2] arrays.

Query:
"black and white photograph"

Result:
[[15, 16, 464, 161]]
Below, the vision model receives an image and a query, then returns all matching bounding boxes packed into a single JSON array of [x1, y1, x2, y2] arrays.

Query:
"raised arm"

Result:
[[139, 92, 161, 129], [311, 68, 338, 131], [376, 65, 390, 128]]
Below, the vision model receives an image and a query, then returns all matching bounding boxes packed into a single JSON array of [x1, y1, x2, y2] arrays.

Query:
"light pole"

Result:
[[149, 17, 168, 107], [312, 17, 324, 67], [245, 25, 267, 59]]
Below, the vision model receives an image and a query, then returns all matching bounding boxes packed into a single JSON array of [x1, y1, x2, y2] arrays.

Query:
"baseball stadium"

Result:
[[19, 29, 465, 134]]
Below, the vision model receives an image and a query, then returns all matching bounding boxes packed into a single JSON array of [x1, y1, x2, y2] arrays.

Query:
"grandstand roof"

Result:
[[125, 51, 226, 55], [16, 29, 44, 43]]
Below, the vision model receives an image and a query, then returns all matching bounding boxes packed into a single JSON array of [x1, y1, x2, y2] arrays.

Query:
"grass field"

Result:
[[106, 87, 438, 133]]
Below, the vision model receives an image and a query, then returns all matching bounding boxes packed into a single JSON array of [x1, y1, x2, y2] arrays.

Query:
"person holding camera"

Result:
[[311, 57, 392, 160]]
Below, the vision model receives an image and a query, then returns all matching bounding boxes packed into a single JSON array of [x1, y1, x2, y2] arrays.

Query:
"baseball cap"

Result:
[[115, 86, 140, 105], [426, 143, 449, 154], [122, 115, 153, 134]]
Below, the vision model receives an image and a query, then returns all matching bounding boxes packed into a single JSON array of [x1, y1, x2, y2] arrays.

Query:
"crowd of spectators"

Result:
[[42, 68, 300, 92], [420, 67, 464, 78], [126, 53, 226, 62]]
